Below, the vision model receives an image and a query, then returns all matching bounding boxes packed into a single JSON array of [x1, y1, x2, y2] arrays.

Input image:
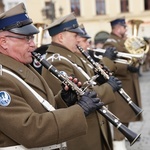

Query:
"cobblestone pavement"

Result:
[[125, 71, 150, 150]]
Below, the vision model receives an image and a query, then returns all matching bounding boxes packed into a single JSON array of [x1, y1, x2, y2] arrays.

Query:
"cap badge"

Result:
[[25, 14, 29, 18], [0, 91, 11, 107]]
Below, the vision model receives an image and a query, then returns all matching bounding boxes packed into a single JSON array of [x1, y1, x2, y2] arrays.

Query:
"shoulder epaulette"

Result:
[[105, 38, 117, 43]]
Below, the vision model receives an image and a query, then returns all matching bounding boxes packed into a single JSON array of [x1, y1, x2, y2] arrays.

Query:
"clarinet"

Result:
[[32, 51, 141, 146], [77, 45, 143, 117]]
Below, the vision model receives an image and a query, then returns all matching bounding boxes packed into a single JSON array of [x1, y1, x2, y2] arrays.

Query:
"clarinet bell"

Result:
[[118, 123, 141, 146]]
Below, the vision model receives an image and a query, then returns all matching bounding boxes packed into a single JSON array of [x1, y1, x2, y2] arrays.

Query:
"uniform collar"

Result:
[[47, 42, 77, 60], [0, 53, 27, 79], [0, 53, 46, 94]]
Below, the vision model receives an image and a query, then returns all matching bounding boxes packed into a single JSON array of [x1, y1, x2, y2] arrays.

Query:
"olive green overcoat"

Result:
[[42, 42, 118, 150], [103, 33, 143, 122], [0, 53, 88, 148]]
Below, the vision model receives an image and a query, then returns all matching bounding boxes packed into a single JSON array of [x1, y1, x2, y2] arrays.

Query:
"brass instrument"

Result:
[[124, 19, 149, 66], [77, 45, 143, 117], [128, 19, 143, 37], [91, 20, 149, 65], [125, 36, 149, 54], [124, 36, 149, 65], [87, 48, 145, 65], [32, 51, 141, 146]]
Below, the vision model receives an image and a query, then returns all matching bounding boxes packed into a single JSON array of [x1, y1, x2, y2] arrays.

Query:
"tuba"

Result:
[[124, 20, 149, 66]]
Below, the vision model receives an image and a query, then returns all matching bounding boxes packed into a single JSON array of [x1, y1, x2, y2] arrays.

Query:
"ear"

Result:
[[58, 33, 64, 43], [0, 37, 8, 50]]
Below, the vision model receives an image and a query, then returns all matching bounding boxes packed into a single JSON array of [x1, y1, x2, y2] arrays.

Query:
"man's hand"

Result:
[[103, 47, 118, 60], [61, 75, 82, 106], [127, 65, 139, 73], [77, 91, 104, 116], [107, 76, 122, 92], [95, 63, 111, 85]]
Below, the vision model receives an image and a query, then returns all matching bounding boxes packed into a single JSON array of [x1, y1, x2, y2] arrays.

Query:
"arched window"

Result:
[[70, 0, 80, 16], [120, 0, 129, 12], [95, 0, 106, 15], [144, 0, 150, 10]]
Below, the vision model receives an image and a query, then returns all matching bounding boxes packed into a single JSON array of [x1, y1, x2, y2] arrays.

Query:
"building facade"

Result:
[[2, 0, 150, 45]]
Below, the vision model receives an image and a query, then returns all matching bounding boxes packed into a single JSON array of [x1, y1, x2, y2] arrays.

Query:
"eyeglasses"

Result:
[[120, 24, 127, 29], [5, 35, 34, 43]]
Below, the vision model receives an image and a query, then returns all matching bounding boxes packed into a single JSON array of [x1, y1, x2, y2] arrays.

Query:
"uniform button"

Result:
[[100, 121, 105, 126], [19, 69, 23, 73]]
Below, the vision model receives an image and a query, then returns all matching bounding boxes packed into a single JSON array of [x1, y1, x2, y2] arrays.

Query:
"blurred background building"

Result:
[[1, 0, 150, 47]]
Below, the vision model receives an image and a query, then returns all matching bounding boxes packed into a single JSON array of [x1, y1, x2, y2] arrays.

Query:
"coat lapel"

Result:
[[0, 54, 46, 94], [28, 65, 55, 103]]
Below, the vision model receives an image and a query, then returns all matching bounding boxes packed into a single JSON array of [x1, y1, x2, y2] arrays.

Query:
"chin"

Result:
[[25, 59, 32, 64]]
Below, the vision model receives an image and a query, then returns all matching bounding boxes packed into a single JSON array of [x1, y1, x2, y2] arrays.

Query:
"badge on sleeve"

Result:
[[0, 91, 11, 106]]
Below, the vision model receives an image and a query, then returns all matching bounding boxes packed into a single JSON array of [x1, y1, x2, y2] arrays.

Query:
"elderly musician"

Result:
[[102, 17, 143, 150], [0, 3, 104, 150]]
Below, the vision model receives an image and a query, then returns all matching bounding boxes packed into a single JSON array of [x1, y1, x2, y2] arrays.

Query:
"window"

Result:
[[95, 0, 106, 15], [144, 0, 150, 10], [70, 0, 80, 16], [120, 0, 129, 12], [42, 1, 55, 21]]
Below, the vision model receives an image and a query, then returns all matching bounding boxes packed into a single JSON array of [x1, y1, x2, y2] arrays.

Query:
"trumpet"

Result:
[[32, 51, 141, 146], [87, 48, 146, 65], [77, 45, 143, 117]]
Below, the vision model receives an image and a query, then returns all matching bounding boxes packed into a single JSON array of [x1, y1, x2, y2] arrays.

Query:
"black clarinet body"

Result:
[[77, 45, 143, 116], [97, 108, 140, 146], [32, 51, 141, 146], [31, 52, 84, 96]]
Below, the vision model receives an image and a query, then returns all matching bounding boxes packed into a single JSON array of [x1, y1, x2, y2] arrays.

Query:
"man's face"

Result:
[[77, 36, 90, 50], [0, 32, 36, 64], [119, 25, 127, 38], [61, 31, 78, 52]]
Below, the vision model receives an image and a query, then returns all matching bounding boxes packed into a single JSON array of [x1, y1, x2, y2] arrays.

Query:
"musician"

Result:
[[42, 13, 122, 150], [102, 17, 143, 150], [0, 3, 104, 149], [142, 37, 150, 72]]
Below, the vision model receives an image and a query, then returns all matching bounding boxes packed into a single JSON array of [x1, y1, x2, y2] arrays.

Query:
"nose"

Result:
[[29, 40, 36, 49]]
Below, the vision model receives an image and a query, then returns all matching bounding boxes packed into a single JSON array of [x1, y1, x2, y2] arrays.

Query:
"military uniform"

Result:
[[41, 13, 122, 149], [42, 42, 117, 150], [102, 18, 143, 149], [0, 3, 88, 149], [0, 53, 88, 148], [103, 33, 142, 123]]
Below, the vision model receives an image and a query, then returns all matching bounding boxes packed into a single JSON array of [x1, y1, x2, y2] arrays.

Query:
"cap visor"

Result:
[[9, 24, 39, 35], [79, 34, 91, 39], [68, 27, 84, 34]]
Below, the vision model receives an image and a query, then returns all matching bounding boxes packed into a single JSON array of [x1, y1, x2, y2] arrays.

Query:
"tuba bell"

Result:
[[124, 20, 150, 66]]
